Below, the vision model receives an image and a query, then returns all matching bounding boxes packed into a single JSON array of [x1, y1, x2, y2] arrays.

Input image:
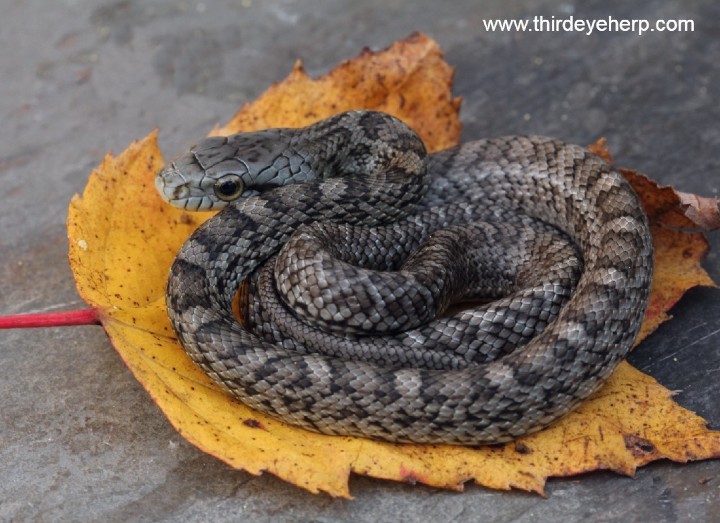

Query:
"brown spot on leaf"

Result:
[[515, 443, 532, 455], [243, 419, 265, 430], [624, 435, 657, 458]]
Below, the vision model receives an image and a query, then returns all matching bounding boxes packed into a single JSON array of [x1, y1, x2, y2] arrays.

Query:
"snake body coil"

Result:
[[156, 111, 653, 445]]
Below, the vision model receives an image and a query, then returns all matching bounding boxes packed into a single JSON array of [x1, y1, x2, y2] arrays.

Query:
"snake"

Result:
[[155, 110, 653, 445]]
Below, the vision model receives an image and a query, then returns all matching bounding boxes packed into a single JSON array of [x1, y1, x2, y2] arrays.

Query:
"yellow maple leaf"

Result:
[[66, 33, 720, 497]]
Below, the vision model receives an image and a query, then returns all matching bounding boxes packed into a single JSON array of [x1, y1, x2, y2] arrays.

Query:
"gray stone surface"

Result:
[[1, 1, 718, 521]]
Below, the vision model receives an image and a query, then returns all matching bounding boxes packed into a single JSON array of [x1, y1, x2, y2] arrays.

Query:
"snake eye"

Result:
[[214, 174, 244, 201]]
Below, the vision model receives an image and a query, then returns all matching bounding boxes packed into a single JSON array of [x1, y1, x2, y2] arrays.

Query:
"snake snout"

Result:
[[155, 164, 190, 205], [156, 162, 221, 211]]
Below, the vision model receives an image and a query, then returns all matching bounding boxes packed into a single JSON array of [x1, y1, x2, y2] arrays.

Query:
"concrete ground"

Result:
[[1, 1, 719, 521]]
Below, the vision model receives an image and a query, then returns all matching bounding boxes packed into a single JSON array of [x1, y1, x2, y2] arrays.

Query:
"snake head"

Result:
[[156, 129, 314, 211], [155, 135, 251, 212]]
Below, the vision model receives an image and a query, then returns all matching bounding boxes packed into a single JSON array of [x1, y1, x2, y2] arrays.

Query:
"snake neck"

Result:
[[291, 111, 430, 188]]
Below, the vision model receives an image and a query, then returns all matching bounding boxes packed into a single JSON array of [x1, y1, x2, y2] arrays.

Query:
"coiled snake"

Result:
[[156, 111, 653, 445]]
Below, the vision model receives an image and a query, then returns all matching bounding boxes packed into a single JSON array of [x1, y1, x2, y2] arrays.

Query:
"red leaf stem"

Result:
[[0, 309, 100, 329]]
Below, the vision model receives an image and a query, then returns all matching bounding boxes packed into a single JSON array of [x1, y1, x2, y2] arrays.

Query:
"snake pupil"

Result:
[[219, 180, 237, 195]]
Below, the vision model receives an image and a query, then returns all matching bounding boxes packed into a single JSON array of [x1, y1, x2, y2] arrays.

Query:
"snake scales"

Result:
[[156, 111, 653, 445]]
